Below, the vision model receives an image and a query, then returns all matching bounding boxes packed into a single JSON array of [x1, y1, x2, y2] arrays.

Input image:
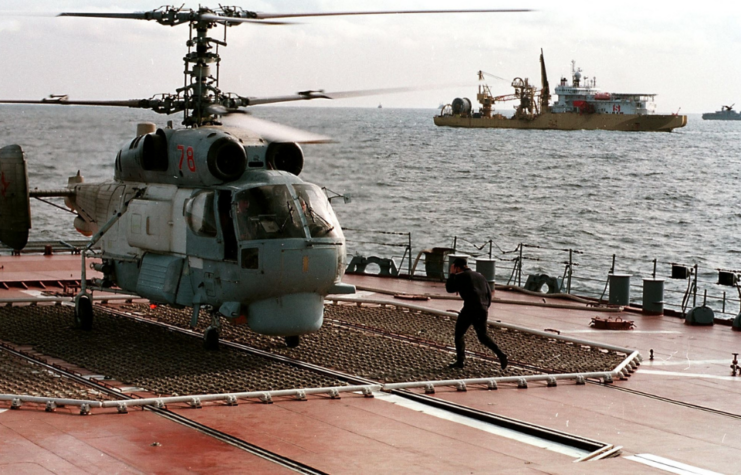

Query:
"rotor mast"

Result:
[[181, 12, 225, 126]]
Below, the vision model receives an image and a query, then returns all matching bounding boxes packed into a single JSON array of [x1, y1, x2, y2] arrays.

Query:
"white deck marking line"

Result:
[[20, 290, 46, 298], [559, 330, 681, 334], [626, 454, 724, 475], [332, 291, 376, 299], [647, 360, 730, 366], [636, 369, 741, 382], [0, 409, 7, 414], [374, 391, 588, 458]]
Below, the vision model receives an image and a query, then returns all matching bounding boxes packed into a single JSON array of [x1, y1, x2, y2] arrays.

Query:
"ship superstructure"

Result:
[[550, 61, 657, 116]]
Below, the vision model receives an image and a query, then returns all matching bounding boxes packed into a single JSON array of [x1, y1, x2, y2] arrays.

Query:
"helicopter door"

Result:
[[217, 190, 238, 261], [183, 189, 224, 261]]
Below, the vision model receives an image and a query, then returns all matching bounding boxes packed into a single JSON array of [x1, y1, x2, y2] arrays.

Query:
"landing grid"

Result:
[[0, 298, 640, 414]]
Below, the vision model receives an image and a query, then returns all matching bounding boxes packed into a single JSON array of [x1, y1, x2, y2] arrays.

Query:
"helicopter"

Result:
[[0, 5, 529, 350]]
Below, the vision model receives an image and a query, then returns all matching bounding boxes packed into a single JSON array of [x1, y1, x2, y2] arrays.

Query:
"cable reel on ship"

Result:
[[451, 97, 472, 115]]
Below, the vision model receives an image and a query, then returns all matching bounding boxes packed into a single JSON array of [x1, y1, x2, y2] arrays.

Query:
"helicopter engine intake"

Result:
[[207, 137, 248, 181], [266, 142, 304, 176]]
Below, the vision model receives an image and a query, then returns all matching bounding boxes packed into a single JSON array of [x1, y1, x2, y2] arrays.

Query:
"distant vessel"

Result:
[[702, 104, 741, 120], [435, 50, 687, 132], [378, 103, 382, 109]]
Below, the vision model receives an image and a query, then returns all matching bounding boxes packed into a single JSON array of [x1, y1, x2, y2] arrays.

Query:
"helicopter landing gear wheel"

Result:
[[285, 335, 300, 348], [75, 294, 93, 331], [203, 326, 220, 351], [203, 311, 222, 351]]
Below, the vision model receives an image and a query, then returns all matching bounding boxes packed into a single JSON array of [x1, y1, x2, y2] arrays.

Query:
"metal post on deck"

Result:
[[518, 243, 523, 287], [453, 236, 457, 253], [407, 232, 412, 277], [567, 249, 573, 294], [693, 264, 698, 307], [488, 240, 493, 259], [611, 254, 616, 275], [652, 259, 657, 279]]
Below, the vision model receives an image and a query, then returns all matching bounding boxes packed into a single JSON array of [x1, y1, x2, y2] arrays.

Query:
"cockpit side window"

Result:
[[184, 190, 217, 237], [293, 184, 341, 238], [234, 185, 305, 240]]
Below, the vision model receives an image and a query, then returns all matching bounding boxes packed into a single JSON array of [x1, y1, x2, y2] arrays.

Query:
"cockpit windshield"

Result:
[[293, 184, 341, 239], [234, 185, 304, 240]]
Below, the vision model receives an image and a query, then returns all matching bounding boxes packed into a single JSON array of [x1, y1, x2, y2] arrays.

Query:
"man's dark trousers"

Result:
[[454, 308, 503, 363]]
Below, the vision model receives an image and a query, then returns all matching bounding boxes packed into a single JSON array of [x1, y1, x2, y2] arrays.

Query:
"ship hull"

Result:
[[434, 112, 687, 132], [701, 113, 741, 120]]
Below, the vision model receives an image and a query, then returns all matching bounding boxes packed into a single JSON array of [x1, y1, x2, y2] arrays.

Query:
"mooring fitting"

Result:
[[731, 353, 739, 377], [649, 349, 654, 361]]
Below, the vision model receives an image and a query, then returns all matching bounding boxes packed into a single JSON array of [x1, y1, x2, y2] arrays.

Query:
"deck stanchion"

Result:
[[518, 243, 523, 287], [567, 249, 573, 294], [407, 232, 412, 277]]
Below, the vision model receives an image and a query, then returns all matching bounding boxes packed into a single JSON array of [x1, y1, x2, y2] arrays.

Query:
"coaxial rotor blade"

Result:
[[0, 98, 145, 107], [199, 14, 294, 25], [220, 113, 332, 144], [59, 10, 291, 26], [58, 12, 160, 20], [0, 96, 184, 115], [243, 85, 446, 106], [252, 9, 532, 19], [58, 8, 531, 26]]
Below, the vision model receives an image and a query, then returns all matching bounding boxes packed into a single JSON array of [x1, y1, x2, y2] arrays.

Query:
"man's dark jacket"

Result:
[[445, 269, 491, 314]]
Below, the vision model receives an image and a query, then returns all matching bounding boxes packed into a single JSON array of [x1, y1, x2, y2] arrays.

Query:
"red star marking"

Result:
[[0, 172, 9, 198]]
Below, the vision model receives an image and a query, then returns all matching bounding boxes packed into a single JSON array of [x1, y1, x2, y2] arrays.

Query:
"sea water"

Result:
[[1, 105, 740, 315]]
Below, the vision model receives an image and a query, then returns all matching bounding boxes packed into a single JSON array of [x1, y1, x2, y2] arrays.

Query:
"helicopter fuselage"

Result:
[[64, 124, 353, 337]]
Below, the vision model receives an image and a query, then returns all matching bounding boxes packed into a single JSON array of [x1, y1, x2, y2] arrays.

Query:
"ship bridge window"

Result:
[[234, 185, 305, 240], [293, 184, 341, 239], [184, 190, 217, 237]]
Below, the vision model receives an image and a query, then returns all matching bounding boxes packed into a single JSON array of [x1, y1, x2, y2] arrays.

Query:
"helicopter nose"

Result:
[[280, 246, 340, 293], [248, 292, 324, 336]]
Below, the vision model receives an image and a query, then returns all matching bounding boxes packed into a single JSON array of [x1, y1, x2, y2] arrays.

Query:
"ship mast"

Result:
[[539, 49, 550, 113]]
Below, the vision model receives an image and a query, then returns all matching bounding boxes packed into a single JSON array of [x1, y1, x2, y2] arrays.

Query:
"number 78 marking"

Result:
[[177, 145, 196, 172]]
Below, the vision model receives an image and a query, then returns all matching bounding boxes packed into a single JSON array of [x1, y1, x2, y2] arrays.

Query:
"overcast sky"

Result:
[[1, 1, 739, 113]]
